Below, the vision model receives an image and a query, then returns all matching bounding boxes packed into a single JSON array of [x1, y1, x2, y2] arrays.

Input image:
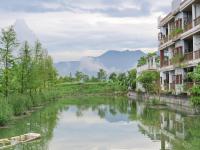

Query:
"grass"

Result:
[[0, 82, 126, 126]]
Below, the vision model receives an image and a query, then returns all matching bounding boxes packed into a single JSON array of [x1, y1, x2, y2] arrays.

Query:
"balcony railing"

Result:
[[161, 60, 171, 67], [170, 83, 175, 91], [184, 51, 193, 61], [184, 22, 192, 32], [194, 16, 200, 26], [194, 49, 200, 59], [184, 82, 194, 90], [164, 83, 169, 91]]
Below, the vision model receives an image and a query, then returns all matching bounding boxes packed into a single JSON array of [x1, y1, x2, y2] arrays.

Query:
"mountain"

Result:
[[55, 50, 146, 76], [14, 19, 37, 45]]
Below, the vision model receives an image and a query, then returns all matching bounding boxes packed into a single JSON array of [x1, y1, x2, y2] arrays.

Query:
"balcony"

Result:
[[184, 22, 192, 32], [161, 60, 170, 67], [184, 51, 193, 61], [184, 82, 194, 90], [194, 49, 200, 59], [137, 63, 157, 73], [170, 83, 175, 91], [164, 83, 169, 91], [194, 16, 200, 26]]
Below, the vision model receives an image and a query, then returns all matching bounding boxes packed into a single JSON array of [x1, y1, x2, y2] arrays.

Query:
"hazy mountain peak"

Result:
[[55, 50, 146, 76], [14, 19, 37, 45]]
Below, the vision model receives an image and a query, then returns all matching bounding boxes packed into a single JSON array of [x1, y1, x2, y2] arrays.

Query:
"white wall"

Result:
[[193, 34, 200, 51]]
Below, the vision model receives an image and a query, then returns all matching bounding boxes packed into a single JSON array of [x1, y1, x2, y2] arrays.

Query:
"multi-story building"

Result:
[[158, 0, 200, 95]]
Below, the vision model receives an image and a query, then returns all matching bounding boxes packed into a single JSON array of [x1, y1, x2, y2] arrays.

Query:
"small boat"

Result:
[[0, 133, 41, 149]]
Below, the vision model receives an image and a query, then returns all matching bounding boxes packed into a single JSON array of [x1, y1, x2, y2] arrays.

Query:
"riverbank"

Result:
[[128, 91, 200, 115], [0, 82, 127, 127]]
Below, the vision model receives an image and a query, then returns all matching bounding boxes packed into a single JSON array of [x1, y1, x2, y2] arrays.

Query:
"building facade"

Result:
[[158, 0, 200, 95]]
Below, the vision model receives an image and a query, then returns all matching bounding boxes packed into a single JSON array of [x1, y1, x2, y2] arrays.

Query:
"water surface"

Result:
[[0, 96, 200, 150]]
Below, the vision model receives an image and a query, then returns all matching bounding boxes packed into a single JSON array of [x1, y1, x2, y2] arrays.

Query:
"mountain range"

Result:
[[55, 50, 146, 76], [12, 19, 146, 76]]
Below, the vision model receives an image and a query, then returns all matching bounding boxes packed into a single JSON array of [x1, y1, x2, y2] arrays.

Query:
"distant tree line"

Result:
[[58, 68, 137, 91]]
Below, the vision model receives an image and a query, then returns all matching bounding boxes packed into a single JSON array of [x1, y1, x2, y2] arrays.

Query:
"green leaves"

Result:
[[188, 65, 200, 106], [137, 70, 160, 94]]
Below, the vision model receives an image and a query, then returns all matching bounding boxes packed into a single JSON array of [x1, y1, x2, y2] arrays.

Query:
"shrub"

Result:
[[8, 94, 28, 116], [0, 98, 12, 126]]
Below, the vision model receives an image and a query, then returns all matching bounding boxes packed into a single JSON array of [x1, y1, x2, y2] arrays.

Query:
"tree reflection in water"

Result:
[[0, 96, 199, 150]]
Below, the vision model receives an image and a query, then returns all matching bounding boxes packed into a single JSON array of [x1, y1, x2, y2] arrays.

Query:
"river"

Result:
[[0, 96, 200, 150]]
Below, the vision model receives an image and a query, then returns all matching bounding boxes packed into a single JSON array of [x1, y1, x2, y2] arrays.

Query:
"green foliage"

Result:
[[117, 73, 127, 86], [171, 28, 183, 36], [188, 65, 200, 106], [137, 52, 157, 67], [0, 25, 58, 126], [137, 56, 147, 67], [137, 71, 160, 94], [0, 99, 12, 126], [127, 69, 137, 90], [171, 54, 184, 65], [109, 72, 117, 82], [0, 26, 18, 97], [97, 69, 107, 81]]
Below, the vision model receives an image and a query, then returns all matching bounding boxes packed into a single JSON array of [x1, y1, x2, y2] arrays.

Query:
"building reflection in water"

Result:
[[136, 101, 186, 150]]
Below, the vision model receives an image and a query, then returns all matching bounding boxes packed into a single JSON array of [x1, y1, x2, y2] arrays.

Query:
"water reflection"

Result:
[[0, 96, 199, 150]]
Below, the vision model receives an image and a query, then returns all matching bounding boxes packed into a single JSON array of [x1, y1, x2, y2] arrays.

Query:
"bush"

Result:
[[0, 98, 12, 126], [8, 94, 31, 116]]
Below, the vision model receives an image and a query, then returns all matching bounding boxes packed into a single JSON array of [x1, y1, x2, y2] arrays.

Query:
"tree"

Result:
[[17, 41, 32, 93], [75, 71, 84, 82], [0, 26, 18, 97], [97, 69, 107, 81], [109, 72, 117, 82], [137, 71, 160, 95], [188, 65, 200, 106], [127, 69, 137, 90], [117, 73, 127, 86], [137, 56, 147, 67]]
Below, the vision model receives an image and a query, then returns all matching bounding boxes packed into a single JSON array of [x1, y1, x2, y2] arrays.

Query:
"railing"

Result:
[[159, 36, 169, 45], [194, 49, 200, 59], [184, 22, 192, 32], [194, 16, 200, 26], [164, 83, 169, 91], [184, 82, 194, 90], [184, 51, 193, 61], [161, 60, 169, 67], [170, 83, 175, 91]]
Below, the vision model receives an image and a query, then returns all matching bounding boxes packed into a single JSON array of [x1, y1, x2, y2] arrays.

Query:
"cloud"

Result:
[[0, 0, 172, 61], [79, 57, 105, 72]]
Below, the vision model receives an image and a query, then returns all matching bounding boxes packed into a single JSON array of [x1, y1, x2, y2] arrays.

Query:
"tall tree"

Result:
[[0, 26, 18, 97], [97, 69, 107, 81], [109, 72, 117, 82], [17, 41, 32, 93], [127, 69, 137, 90]]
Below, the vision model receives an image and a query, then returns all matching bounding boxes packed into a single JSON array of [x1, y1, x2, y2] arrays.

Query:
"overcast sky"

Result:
[[0, 0, 172, 62]]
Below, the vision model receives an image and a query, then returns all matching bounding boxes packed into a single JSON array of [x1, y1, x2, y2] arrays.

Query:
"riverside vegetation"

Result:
[[0, 26, 57, 126], [0, 25, 135, 127]]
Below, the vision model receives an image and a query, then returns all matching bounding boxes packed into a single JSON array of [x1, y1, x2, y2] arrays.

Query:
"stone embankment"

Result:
[[128, 92, 199, 115]]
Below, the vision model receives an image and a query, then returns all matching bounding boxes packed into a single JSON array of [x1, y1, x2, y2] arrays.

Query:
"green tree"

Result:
[[0, 26, 18, 97], [137, 56, 147, 67], [188, 65, 200, 106], [127, 69, 137, 90], [97, 69, 107, 81], [75, 71, 84, 82], [137, 71, 160, 95], [109, 72, 117, 82], [17, 41, 32, 93], [117, 73, 127, 86]]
